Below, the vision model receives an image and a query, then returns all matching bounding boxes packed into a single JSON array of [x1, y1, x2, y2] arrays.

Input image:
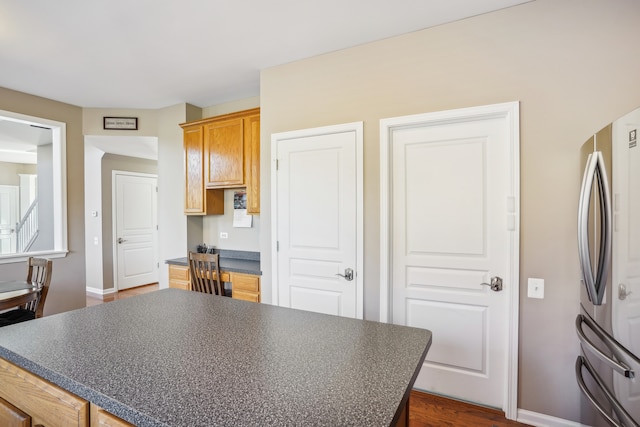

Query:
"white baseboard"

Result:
[[85, 286, 116, 296], [517, 409, 589, 427]]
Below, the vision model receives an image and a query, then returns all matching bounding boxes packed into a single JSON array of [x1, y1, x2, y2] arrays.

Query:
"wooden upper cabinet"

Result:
[[182, 123, 224, 215], [183, 124, 205, 214], [181, 108, 260, 215], [244, 113, 260, 214], [205, 118, 245, 188]]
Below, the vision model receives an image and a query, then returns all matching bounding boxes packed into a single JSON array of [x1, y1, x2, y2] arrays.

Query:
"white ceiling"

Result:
[[0, 0, 531, 110], [0, 118, 51, 164]]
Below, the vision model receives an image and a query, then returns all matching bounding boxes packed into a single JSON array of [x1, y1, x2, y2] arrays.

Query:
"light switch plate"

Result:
[[220, 232, 228, 239], [528, 278, 544, 299]]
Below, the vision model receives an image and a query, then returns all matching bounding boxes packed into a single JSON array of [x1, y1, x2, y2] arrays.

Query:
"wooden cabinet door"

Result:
[[90, 404, 135, 427], [244, 114, 260, 213], [204, 118, 244, 188], [168, 265, 190, 290], [0, 397, 30, 427], [183, 124, 205, 214], [231, 273, 260, 302], [0, 358, 89, 427]]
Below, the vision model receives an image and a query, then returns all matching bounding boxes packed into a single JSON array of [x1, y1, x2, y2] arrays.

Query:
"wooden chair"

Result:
[[188, 252, 231, 297], [0, 257, 52, 327]]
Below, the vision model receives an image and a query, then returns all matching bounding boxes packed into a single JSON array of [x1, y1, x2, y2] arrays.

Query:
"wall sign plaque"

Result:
[[103, 117, 138, 130]]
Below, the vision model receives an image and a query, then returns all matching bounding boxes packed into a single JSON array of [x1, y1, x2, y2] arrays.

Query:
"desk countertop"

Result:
[[0, 289, 431, 426], [166, 249, 261, 276]]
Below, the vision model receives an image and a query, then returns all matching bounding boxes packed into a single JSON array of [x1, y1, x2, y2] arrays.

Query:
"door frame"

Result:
[[0, 185, 19, 255], [271, 122, 364, 317], [379, 102, 520, 419], [111, 171, 159, 292]]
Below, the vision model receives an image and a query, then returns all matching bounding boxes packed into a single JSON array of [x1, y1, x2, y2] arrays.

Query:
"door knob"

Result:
[[481, 276, 503, 292], [619, 283, 632, 300], [336, 268, 354, 281], [117, 237, 127, 244]]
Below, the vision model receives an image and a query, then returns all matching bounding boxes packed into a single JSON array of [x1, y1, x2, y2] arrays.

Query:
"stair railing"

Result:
[[15, 198, 38, 253]]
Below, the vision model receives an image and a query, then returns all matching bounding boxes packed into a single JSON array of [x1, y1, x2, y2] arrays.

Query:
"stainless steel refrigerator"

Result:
[[576, 107, 640, 427]]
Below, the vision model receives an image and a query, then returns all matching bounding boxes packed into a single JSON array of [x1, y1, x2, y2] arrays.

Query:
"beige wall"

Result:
[[259, 0, 640, 423], [84, 104, 193, 290], [100, 154, 158, 290], [0, 162, 36, 186], [202, 96, 260, 118], [201, 97, 261, 252], [83, 108, 158, 136], [0, 87, 86, 315]]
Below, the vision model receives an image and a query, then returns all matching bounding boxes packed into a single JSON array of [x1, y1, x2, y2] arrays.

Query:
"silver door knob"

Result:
[[117, 237, 127, 244], [619, 283, 632, 300], [336, 268, 354, 281], [481, 276, 503, 292]]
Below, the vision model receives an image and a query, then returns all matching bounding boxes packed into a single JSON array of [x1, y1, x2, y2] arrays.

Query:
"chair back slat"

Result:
[[188, 252, 224, 296], [22, 257, 52, 318]]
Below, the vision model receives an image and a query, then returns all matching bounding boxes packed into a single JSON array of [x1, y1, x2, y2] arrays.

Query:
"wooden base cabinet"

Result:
[[0, 357, 89, 426], [0, 397, 30, 427], [0, 358, 133, 427], [90, 404, 135, 427], [232, 273, 261, 302], [168, 264, 191, 291]]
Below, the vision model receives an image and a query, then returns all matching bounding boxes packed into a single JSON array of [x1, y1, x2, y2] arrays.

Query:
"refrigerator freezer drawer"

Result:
[[576, 313, 635, 378], [576, 355, 639, 427]]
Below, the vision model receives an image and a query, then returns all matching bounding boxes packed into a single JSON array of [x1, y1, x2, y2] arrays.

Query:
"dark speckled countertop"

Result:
[[0, 289, 431, 427], [166, 249, 261, 276]]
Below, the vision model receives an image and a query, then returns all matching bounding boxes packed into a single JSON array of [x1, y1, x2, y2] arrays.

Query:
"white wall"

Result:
[[83, 143, 105, 292]]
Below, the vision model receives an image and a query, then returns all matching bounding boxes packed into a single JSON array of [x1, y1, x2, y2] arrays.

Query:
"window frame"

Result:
[[0, 109, 68, 263]]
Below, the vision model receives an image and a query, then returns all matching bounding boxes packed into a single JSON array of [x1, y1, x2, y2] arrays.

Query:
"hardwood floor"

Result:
[[85, 283, 159, 307], [409, 390, 531, 427], [86, 285, 530, 427]]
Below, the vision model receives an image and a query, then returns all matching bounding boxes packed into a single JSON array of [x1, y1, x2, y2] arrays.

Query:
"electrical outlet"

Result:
[[528, 278, 544, 299], [220, 232, 228, 239]]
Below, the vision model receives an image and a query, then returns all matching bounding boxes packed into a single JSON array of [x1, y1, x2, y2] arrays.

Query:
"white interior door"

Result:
[[272, 122, 363, 318], [612, 108, 640, 420], [380, 102, 519, 415], [114, 173, 158, 291], [0, 186, 18, 255]]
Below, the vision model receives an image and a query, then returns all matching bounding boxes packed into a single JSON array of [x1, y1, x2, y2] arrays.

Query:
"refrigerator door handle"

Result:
[[576, 313, 637, 378], [576, 355, 640, 427], [578, 151, 612, 305]]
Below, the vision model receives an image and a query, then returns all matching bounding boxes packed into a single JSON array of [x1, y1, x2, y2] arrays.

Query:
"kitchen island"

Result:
[[0, 289, 431, 426]]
